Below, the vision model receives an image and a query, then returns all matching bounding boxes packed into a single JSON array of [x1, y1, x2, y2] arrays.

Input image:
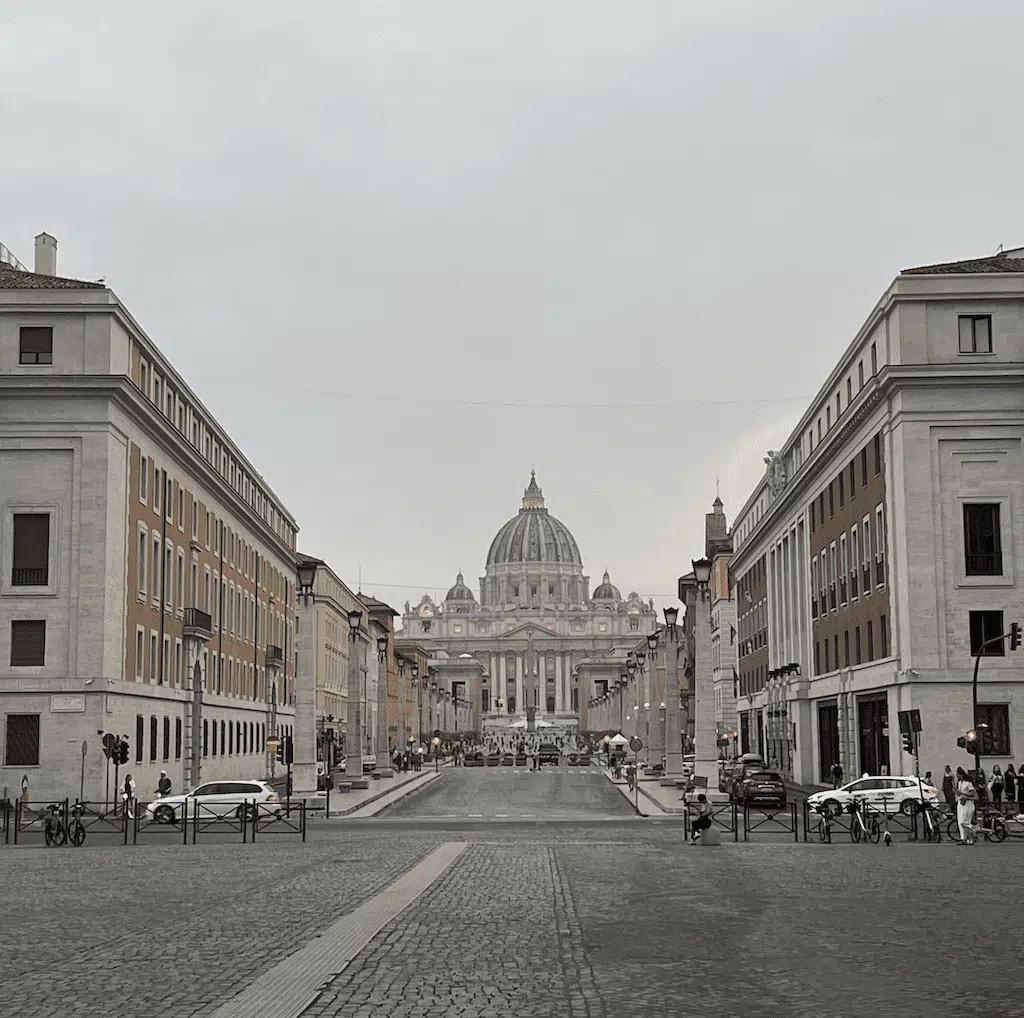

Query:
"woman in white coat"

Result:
[[955, 766, 978, 844]]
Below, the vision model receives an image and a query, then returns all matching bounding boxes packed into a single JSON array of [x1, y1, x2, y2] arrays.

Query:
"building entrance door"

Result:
[[817, 701, 840, 783], [857, 693, 890, 776]]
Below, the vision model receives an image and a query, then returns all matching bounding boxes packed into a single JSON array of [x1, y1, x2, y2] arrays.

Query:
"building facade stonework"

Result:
[[725, 248, 1024, 785], [396, 473, 657, 730]]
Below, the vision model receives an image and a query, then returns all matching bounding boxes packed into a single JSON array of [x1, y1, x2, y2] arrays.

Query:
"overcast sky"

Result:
[[3, 2, 1021, 620]]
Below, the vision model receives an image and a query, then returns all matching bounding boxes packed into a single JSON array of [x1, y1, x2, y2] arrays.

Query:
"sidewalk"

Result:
[[603, 769, 683, 817], [327, 761, 452, 817]]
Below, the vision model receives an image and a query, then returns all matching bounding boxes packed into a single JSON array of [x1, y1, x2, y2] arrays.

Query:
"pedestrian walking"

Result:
[[122, 773, 137, 819], [942, 765, 956, 813], [156, 770, 171, 797], [829, 762, 844, 789], [955, 766, 978, 845], [989, 765, 1004, 809]]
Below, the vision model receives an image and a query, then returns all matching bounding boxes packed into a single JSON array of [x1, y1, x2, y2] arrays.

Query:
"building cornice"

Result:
[[0, 374, 299, 564], [729, 362, 1024, 577], [0, 295, 297, 528]]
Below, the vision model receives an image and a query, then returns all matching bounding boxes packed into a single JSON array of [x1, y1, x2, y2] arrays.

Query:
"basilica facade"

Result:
[[396, 473, 658, 730]]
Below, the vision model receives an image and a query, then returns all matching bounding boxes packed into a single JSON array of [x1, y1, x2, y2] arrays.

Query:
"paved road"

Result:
[[3, 820, 1022, 1017], [378, 766, 635, 820]]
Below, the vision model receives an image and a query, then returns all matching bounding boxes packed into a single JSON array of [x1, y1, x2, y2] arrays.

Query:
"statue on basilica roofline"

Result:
[[764, 450, 787, 498]]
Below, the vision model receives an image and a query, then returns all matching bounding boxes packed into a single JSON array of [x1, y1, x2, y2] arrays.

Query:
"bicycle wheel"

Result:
[[946, 818, 963, 843], [850, 820, 862, 843], [46, 822, 67, 847], [868, 819, 882, 845], [987, 819, 1007, 843], [929, 815, 942, 843], [69, 821, 86, 847]]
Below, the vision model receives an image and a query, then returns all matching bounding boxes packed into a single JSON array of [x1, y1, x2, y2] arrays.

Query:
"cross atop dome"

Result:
[[522, 470, 545, 510]]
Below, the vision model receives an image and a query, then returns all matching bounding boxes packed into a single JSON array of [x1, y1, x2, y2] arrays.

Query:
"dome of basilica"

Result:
[[485, 472, 583, 569], [445, 572, 476, 602], [591, 571, 621, 601]]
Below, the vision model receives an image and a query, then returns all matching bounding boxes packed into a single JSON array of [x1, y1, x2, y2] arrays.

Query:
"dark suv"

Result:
[[732, 770, 787, 809], [537, 743, 561, 765]]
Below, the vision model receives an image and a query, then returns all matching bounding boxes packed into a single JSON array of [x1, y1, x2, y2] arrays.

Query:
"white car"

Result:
[[145, 779, 281, 824], [807, 775, 938, 817]]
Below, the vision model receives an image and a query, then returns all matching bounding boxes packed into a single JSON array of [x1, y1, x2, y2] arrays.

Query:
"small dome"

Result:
[[445, 571, 475, 602], [591, 570, 621, 601]]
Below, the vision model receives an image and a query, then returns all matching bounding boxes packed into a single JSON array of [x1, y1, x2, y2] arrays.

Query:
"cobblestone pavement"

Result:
[[378, 767, 636, 819], [3, 824, 1022, 1017]]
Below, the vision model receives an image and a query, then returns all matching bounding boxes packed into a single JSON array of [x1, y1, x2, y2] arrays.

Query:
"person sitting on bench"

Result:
[[690, 794, 713, 843]]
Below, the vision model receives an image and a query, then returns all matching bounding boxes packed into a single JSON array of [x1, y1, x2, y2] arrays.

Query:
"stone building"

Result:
[[0, 234, 298, 801], [396, 472, 658, 732], [726, 247, 1024, 784]]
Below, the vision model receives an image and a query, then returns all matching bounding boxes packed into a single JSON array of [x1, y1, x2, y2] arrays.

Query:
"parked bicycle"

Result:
[[919, 802, 944, 843], [67, 801, 86, 846], [43, 803, 66, 847], [811, 802, 833, 843], [947, 805, 1006, 844], [849, 800, 881, 844]]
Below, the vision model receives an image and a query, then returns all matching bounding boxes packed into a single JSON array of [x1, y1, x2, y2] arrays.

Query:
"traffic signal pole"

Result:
[[971, 625, 1021, 778]]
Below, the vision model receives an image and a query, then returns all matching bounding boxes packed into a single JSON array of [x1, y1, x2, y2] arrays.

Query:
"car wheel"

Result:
[[153, 804, 177, 825], [235, 804, 256, 822], [899, 798, 920, 816]]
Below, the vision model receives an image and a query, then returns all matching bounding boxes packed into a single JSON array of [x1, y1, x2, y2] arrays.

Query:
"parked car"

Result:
[[720, 753, 766, 792], [486, 751, 501, 766], [145, 780, 281, 824], [537, 743, 561, 764], [464, 751, 485, 767], [732, 770, 787, 809], [515, 753, 527, 766], [806, 775, 939, 817], [501, 752, 515, 766]]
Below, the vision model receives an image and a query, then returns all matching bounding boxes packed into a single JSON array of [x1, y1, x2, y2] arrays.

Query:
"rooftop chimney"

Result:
[[34, 233, 57, 276]]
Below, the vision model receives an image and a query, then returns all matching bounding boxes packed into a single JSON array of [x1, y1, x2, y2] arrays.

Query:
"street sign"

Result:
[[266, 736, 281, 753], [629, 737, 643, 752], [102, 732, 116, 760]]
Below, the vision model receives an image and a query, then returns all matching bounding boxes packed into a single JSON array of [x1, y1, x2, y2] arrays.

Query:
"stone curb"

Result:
[[326, 769, 441, 817]]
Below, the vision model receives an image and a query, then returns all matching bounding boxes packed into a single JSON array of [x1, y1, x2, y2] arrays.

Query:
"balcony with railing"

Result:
[[11, 567, 48, 586], [266, 644, 284, 669], [183, 608, 212, 640]]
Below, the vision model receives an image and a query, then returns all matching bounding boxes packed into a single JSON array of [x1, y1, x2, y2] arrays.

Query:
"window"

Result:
[[177, 488, 183, 528], [833, 635, 839, 670], [10, 620, 45, 666], [867, 621, 874, 661], [162, 636, 170, 685], [880, 614, 888, 657], [150, 632, 157, 679], [175, 718, 182, 760], [150, 716, 158, 761], [850, 526, 859, 597], [824, 639, 829, 672], [958, 315, 992, 354], [849, 460, 856, 497], [976, 704, 1011, 756], [873, 435, 881, 475], [860, 448, 868, 487], [870, 341, 877, 374], [846, 378, 852, 403], [140, 361, 148, 395], [858, 360, 864, 388], [843, 630, 850, 667], [151, 535, 161, 598], [139, 456, 148, 502], [136, 715, 144, 762], [838, 473, 845, 507], [176, 551, 185, 609], [137, 529, 148, 596], [18, 326, 53, 365], [814, 642, 820, 674], [153, 468, 162, 514], [163, 717, 170, 761], [809, 500, 815, 533], [828, 483, 834, 518], [969, 610, 1005, 657], [855, 626, 862, 664], [11, 513, 49, 586], [4, 714, 40, 766], [963, 504, 1002, 576], [826, 407, 831, 430], [135, 628, 144, 679]]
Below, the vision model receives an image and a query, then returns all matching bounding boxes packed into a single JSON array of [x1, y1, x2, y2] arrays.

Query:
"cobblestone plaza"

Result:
[[2, 770, 1020, 1018]]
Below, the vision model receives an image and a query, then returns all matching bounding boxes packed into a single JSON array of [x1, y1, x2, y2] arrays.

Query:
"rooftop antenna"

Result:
[[716, 475, 720, 499], [358, 564, 362, 593], [996, 243, 1004, 254]]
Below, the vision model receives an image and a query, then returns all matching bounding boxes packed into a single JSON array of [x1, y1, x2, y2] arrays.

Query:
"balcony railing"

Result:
[[11, 567, 48, 586], [183, 608, 213, 639], [266, 645, 284, 668]]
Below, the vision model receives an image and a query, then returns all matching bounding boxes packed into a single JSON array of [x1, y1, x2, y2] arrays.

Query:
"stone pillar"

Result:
[[498, 653, 506, 710], [693, 589, 718, 791], [292, 600, 318, 796], [554, 654, 563, 713], [661, 630, 684, 783], [515, 653, 524, 713]]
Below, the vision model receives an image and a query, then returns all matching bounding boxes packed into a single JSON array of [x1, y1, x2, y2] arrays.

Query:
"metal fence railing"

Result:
[[743, 802, 799, 842]]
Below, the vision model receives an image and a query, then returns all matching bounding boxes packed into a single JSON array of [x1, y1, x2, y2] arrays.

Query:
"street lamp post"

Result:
[[293, 559, 320, 797], [661, 606, 684, 785], [412, 665, 421, 745], [690, 558, 719, 793], [346, 609, 365, 784], [375, 635, 393, 777]]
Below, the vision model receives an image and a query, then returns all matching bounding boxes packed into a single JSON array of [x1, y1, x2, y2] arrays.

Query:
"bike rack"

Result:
[[251, 801, 306, 842], [12, 798, 68, 845], [868, 801, 919, 841], [744, 802, 799, 842], [801, 799, 853, 842]]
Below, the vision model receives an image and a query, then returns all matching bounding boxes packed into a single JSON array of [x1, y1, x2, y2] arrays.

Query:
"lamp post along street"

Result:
[[661, 607, 684, 784], [346, 610, 364, 782], [375, 635, 393, 776], [690, 558, 720, 794], [292, 560, 320, 797]]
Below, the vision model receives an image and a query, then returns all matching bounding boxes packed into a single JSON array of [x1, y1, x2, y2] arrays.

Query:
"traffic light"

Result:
[[901, 731, 915, 754], [1010, 622, 1021, 651], [117, 739, 129, 764], [961, 729, 978, 756], [980, 727, 994, 755], [276, 736, 293, 765], [956, 736, 966, 749], [276, 739, 284, 764]]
